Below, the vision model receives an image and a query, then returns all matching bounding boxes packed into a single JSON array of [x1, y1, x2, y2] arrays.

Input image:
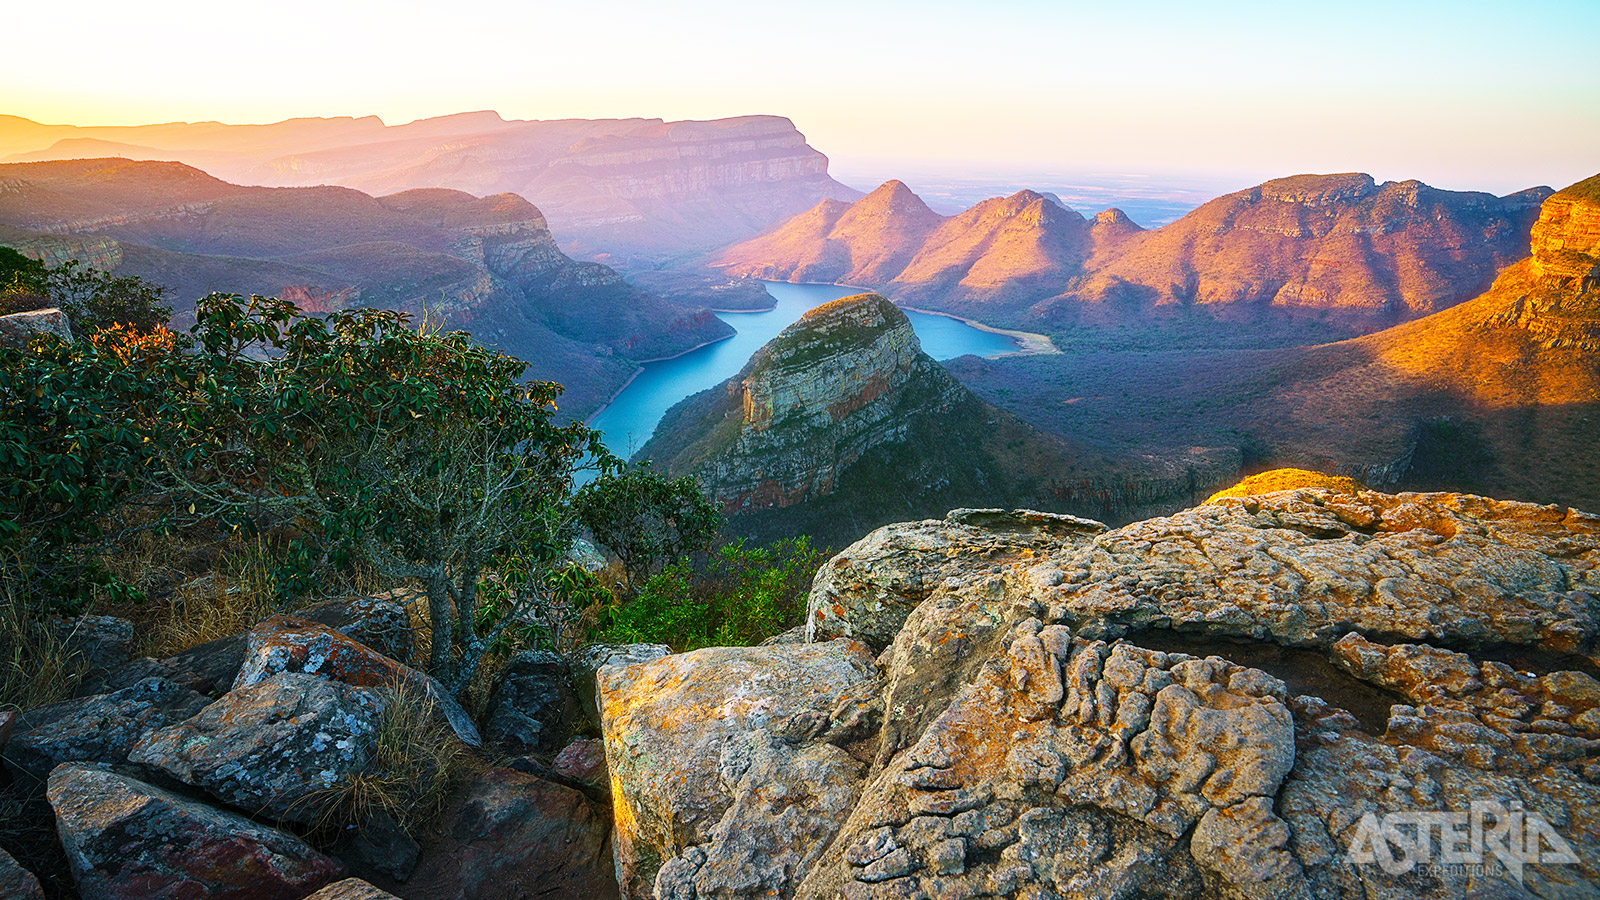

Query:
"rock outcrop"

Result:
[[2, 677, 208, 779], [0, 307, 71, 348], [603, 487, 1600, 900], [641, 294, 1156, 544], [1491, 173, 1600, 351], [48, 763, 344, 900]]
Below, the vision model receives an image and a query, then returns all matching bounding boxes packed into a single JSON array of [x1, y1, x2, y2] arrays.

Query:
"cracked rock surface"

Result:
[[604, 489, 1600, 899]]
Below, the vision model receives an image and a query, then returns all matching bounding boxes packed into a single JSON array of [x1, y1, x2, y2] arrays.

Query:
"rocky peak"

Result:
[[853, 180, 941, 222], [1092, 207, 1142, 233], [1530, 174, 1600, 286], [1253, 172, 1378, 206]]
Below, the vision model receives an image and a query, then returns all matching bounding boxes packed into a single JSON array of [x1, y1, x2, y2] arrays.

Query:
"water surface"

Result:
[[589, 282, 1018, 459]]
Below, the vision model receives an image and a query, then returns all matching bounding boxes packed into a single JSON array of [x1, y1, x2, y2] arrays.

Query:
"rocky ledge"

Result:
[[602, 486, 1600, 900]]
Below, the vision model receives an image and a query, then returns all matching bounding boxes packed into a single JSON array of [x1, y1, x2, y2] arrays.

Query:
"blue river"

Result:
[[588, 282, 1019, 459]]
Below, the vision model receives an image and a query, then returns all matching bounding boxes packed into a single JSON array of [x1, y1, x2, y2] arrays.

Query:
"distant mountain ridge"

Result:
[[714, 173, 1550, 344], [0, 112, 862, 265], [0, 157, 732, 415]]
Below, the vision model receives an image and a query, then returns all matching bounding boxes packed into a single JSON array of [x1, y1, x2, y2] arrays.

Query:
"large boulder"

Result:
[[128, 672, 387, 824], [0, 846, 43, 900], [603, 489, 1600, 900], [398, 767, 617, 899], [0, 308, 71, 349], [2, 677, 208, 780], [48, 763, 344, 900], [601, 639, 881, 898], [483, 650, 582, 754], [232, 615, 479, 746], [807, 508, 1104, 649]]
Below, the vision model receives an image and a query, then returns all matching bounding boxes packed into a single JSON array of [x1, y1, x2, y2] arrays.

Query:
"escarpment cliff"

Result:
[[601, 486, 1600, 900], [640, 293, 1232, 545], [0, 113, 861, 264], [0, 158, 735, 415]]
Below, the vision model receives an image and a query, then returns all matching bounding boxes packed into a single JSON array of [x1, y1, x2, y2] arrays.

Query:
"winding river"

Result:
[[588, 282, 1024, 459]]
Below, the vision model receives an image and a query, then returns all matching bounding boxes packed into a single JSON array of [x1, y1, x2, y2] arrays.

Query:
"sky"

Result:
[[5, 0, 1598, 195]]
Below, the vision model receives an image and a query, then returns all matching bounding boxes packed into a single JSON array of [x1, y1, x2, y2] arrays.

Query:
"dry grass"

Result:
[[0, 582, 86, 713], [141, 537, 280, 659], [312, 680, 475, 834]]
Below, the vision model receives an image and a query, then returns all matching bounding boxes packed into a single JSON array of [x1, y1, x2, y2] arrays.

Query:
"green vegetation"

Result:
[[595, 537, 828, 651], [573, 464, 722, 592], [0, 250, 170, 331], [2, 254, 833, 710]]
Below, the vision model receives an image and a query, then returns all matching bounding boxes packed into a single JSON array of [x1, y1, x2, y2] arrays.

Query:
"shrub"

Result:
[[573, 464, 722, 592], [596, 537, 828, 650]]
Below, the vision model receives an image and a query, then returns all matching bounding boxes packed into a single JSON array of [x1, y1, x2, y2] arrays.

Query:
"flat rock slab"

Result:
[[48, 763, 343, 900]]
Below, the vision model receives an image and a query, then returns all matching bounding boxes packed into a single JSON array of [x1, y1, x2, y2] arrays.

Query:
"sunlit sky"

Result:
[[6, 0, 1598, 194]]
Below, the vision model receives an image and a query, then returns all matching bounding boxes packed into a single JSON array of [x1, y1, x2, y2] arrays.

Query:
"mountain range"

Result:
[[0, 113, 861, 269], [950, 174, 1600, 513], [713, 174, 1551, 346], [0, 157, 731, 414]]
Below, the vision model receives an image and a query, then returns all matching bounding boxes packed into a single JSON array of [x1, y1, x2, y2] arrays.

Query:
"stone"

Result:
[[483, 650, 581, 754], [304, 879, 403, 900], [601, 638, 879, 898], [2, 677, 208, 779], [551, 737, 608, 787], [569, 642, 672, 725], [341, 810, 419, 882], [128, 672, 387, 824], [0, 308, 72, 349], [807, 508, 1103, 649], [0, 846, 43, 900], [0, 708, 15, 749], [232, 615, 479, 746], [84, 592, 415, 697], [48, 763, 343, 900], [400, 767, 616, 900], [601, 488, 1600, 900]]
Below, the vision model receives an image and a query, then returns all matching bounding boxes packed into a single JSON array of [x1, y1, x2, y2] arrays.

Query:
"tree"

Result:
[[142, 293, 608, 693], [572, 464, 722, 592]]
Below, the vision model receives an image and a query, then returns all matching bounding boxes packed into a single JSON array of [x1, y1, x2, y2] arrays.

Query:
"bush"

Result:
[[0, 251, 170, 333], [573, 464, 722, 592], [596, 537, 829, 650]]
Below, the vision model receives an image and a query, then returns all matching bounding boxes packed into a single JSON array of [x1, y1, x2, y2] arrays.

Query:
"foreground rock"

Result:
[[129, 672, 386, 824], [48, 763, 343, 900], [601, 639, 881, 898], [0, 846, 43, 900], [571, 642, 673, 725], [2, 677, 208, 779], [306, 879, 403, 900], [606, 488, 1600, 899], [484, 650, 582, 754], [232, 614, 479, 746], [398, 767, 617, 899], [0, 308, 72, 349]]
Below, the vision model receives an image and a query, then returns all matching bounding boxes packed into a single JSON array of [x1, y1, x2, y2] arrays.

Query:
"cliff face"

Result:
[[0, 158, 734, 415], [0, 113, 861, 265], [713, 174, 1550, 342], [641, 293, 1232, 545], [1493, 175, 1600, 351]]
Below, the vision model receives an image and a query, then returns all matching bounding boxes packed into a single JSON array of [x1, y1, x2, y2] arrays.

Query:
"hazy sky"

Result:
[[6, 0, 1598, 194]]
